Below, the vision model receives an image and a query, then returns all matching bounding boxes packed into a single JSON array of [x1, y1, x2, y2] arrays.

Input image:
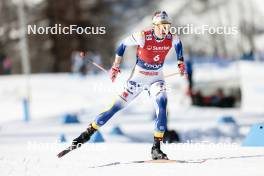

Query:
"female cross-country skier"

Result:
[[58, 11, 185, 160]]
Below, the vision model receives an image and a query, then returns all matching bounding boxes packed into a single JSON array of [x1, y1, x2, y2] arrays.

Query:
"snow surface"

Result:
[[0, 61, 264, 176], [0, 143, 264, 176]]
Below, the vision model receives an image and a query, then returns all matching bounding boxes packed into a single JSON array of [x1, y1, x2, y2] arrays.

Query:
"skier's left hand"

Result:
[[178, 61, 185, 76]]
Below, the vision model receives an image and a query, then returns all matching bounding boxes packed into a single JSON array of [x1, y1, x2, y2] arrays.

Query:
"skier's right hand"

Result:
[[110, 65, 121, 82]]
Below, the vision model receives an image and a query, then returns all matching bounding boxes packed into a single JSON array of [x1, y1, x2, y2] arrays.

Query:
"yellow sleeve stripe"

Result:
[[154, 131, 164, 138], [92, 122, 100, 130]]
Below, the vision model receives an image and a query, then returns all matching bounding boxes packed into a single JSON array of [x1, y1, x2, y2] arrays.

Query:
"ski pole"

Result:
[[80, 51, 108, 73], [164, 72, 188, 78], [88, 60, 108, 74]]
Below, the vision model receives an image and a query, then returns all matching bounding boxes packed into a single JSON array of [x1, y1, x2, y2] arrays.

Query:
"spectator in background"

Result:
[[0, 53, 12, 75], [85, 51, 102, 74], [3, 56, 12, 74], [0, 53, 4, 74], [211, 88, 224, 107], [191, 90, 203, 106], [71, 51, 84, 75], [82, 51, 92, 74], [71, 50, 103, 75]]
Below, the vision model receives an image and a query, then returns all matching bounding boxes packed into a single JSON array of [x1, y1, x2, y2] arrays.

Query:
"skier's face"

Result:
[[154, 23, 171, 38]]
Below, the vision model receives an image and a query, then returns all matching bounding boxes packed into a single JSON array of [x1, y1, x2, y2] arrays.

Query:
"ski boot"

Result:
[[71, 124, 97, 149], [57, 124, 97, 158], [151, 137, 168, 160]]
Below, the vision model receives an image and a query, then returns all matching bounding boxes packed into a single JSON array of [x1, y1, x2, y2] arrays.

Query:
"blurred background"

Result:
[[0, 0, 264, 145], [0, 0, 264, 73]]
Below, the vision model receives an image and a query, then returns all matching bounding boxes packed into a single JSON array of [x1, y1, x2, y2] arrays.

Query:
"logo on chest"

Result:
[[146, 45, 170, 51]]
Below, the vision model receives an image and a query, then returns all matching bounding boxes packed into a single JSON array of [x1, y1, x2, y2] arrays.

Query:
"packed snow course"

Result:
[[0, 61, 263, 176]]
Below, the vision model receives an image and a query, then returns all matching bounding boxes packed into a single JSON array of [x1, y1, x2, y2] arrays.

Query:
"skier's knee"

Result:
[[149, 81, 166, 97]]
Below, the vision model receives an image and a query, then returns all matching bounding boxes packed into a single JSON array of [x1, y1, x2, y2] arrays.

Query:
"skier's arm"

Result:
[[111, 32, 144, 82], [173, 35, 184, 62], [112, 55, 122, 67], [115, 32, 145, 58], [173, 35, 185, 75]]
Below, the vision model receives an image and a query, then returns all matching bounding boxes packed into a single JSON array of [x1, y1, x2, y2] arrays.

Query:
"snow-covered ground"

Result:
[[0, 143, 264, 176], [0, 61, 263, 176]]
